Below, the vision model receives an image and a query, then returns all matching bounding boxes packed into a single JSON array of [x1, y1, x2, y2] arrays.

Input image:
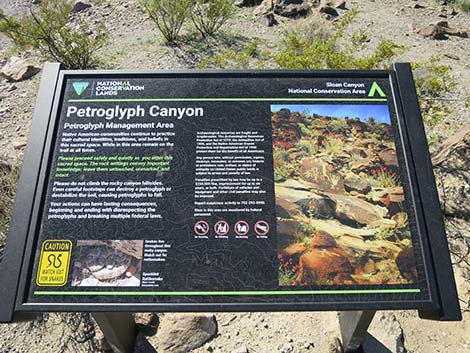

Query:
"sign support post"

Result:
[[92, 313, 136, 353], [339, 311, 376, 353]]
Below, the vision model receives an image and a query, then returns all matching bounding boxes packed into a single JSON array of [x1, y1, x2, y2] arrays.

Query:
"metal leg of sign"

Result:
[[339, 311, 376, 353], [92, 313, 136, 353]]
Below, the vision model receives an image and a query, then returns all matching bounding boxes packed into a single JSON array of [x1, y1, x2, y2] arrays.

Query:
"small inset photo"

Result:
[[72, 240, 143, 287]]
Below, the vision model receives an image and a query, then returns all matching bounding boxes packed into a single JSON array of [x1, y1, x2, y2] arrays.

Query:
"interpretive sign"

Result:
[[0, 63, 461, 323]]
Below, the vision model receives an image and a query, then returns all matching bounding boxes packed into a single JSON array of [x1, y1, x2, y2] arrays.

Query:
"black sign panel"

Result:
[[0, 64, 461, 321]]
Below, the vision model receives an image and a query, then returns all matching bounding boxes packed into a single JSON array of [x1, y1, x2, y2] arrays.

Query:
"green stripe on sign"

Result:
[[34, 289, 421, 296], [67, 98, 389, 103]]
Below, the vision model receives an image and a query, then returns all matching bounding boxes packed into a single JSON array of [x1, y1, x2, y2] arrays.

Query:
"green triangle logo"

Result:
[[72, 82, 89, 96], [368, 81, 386, 97]]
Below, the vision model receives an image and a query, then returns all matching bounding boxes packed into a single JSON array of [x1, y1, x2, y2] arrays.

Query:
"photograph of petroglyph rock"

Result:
[[272, 105, 417, 286]]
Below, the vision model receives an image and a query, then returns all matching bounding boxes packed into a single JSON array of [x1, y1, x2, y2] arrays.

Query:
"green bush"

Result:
[[446, 0, 470, 12], [275, 9, 403, 70], [0, 0, 107, 69], [191, 0, 235, 37], [141, 0, 193, 43], [198, 39, 262, 68], [412, 58, 457, 127]]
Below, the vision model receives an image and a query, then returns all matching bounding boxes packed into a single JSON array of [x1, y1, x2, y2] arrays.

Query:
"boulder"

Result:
[[344, 177, 371, 194], [418, 23, 468, 39], [235, 0, 262, 6], [275, 184, 312, 203], [300, 157, 343, 192], [395, 247, 417, 282], [296, 196, 336, 219], [277, 219, 306, 242], [0, 57, 40, 82], [310, 219, 376, 238], [310, 230, 337, 248], [363, 313, 407, 353], [319, 5, 339, 17], [325, 192, 388, 226], [278, 179, 312, 191], [71, 1, 92, 13], [296, 246, 354, 284], [272, 109, 302, 148], [134, 313, 159, 336], [282, 242, 308, 256], [259, 12, 276, 26], [350, 158, 374, 174], [156, 314, 217, 353], [274, 0, 311, 17], [335, 0, 346, 9], [378, 147, 399, 167], [276, 197, 303, 218]]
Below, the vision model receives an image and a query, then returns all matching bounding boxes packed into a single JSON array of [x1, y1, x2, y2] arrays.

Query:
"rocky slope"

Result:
[[272, 109, 415, 287]]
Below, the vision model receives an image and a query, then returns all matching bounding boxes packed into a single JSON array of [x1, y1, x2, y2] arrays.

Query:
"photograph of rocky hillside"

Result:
[[272, 105, 417, 287]]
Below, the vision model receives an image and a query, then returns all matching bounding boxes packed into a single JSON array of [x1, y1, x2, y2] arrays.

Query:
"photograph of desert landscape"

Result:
[[272, 104, 417, 287]]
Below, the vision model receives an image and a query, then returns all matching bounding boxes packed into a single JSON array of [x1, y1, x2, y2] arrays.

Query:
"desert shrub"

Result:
[[412, 58, 457, 127], [191, 0, 235, 37], [329, 119, 349, 134], [323, 136, 345, 154], [296, 139, 318, 158], [275, 9, 403, 70], [0, 0, 107, 69], [375, 227, 396, 241], [198, 39, 263, 68], [371, 166, 399, 188], [141, 0, 193, 43], [0, 158, 19, 249], [446, 0, 470, 12]]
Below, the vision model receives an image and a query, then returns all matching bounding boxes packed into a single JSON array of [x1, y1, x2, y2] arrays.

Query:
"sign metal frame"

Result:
[[0, 63, 461, 323]]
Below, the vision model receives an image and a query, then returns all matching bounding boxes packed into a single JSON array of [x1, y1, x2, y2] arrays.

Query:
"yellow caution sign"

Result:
[[36, 240, 72, 286]]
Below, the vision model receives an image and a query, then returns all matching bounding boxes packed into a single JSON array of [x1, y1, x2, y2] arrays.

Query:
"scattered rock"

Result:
[[418, 23, 468, 39], [311, 219, 376, 238], [325, 192, 388, 226], [395, 247, 417, 282], [432, 124, 470, 219], [232, 345, 249, 353], [13, 140, 27, 149], [297, 233, 355, 285], [71, 1, 92, 13], [282, 242, 308, 256], [235, 0, 262, 6], [259, 12, 276, 26], [156, 314, 217, 353], [363, 313, 407, 353], [319, 6, 339, 17], [0, 57, 41, 82], [344, 177, 371, 194], [378, 147, 399, 167], [443, 53, 460, 60], [134, 313, 159, 336], [276, 196, 303, 218], [326, 337, 343, 353], [413, 3, 425, 9], [274, 0, 311, 18], [335, 0, 346, 9]]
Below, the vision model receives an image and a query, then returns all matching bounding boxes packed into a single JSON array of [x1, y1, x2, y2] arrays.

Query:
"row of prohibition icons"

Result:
[[193, 220, 270, 237]]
